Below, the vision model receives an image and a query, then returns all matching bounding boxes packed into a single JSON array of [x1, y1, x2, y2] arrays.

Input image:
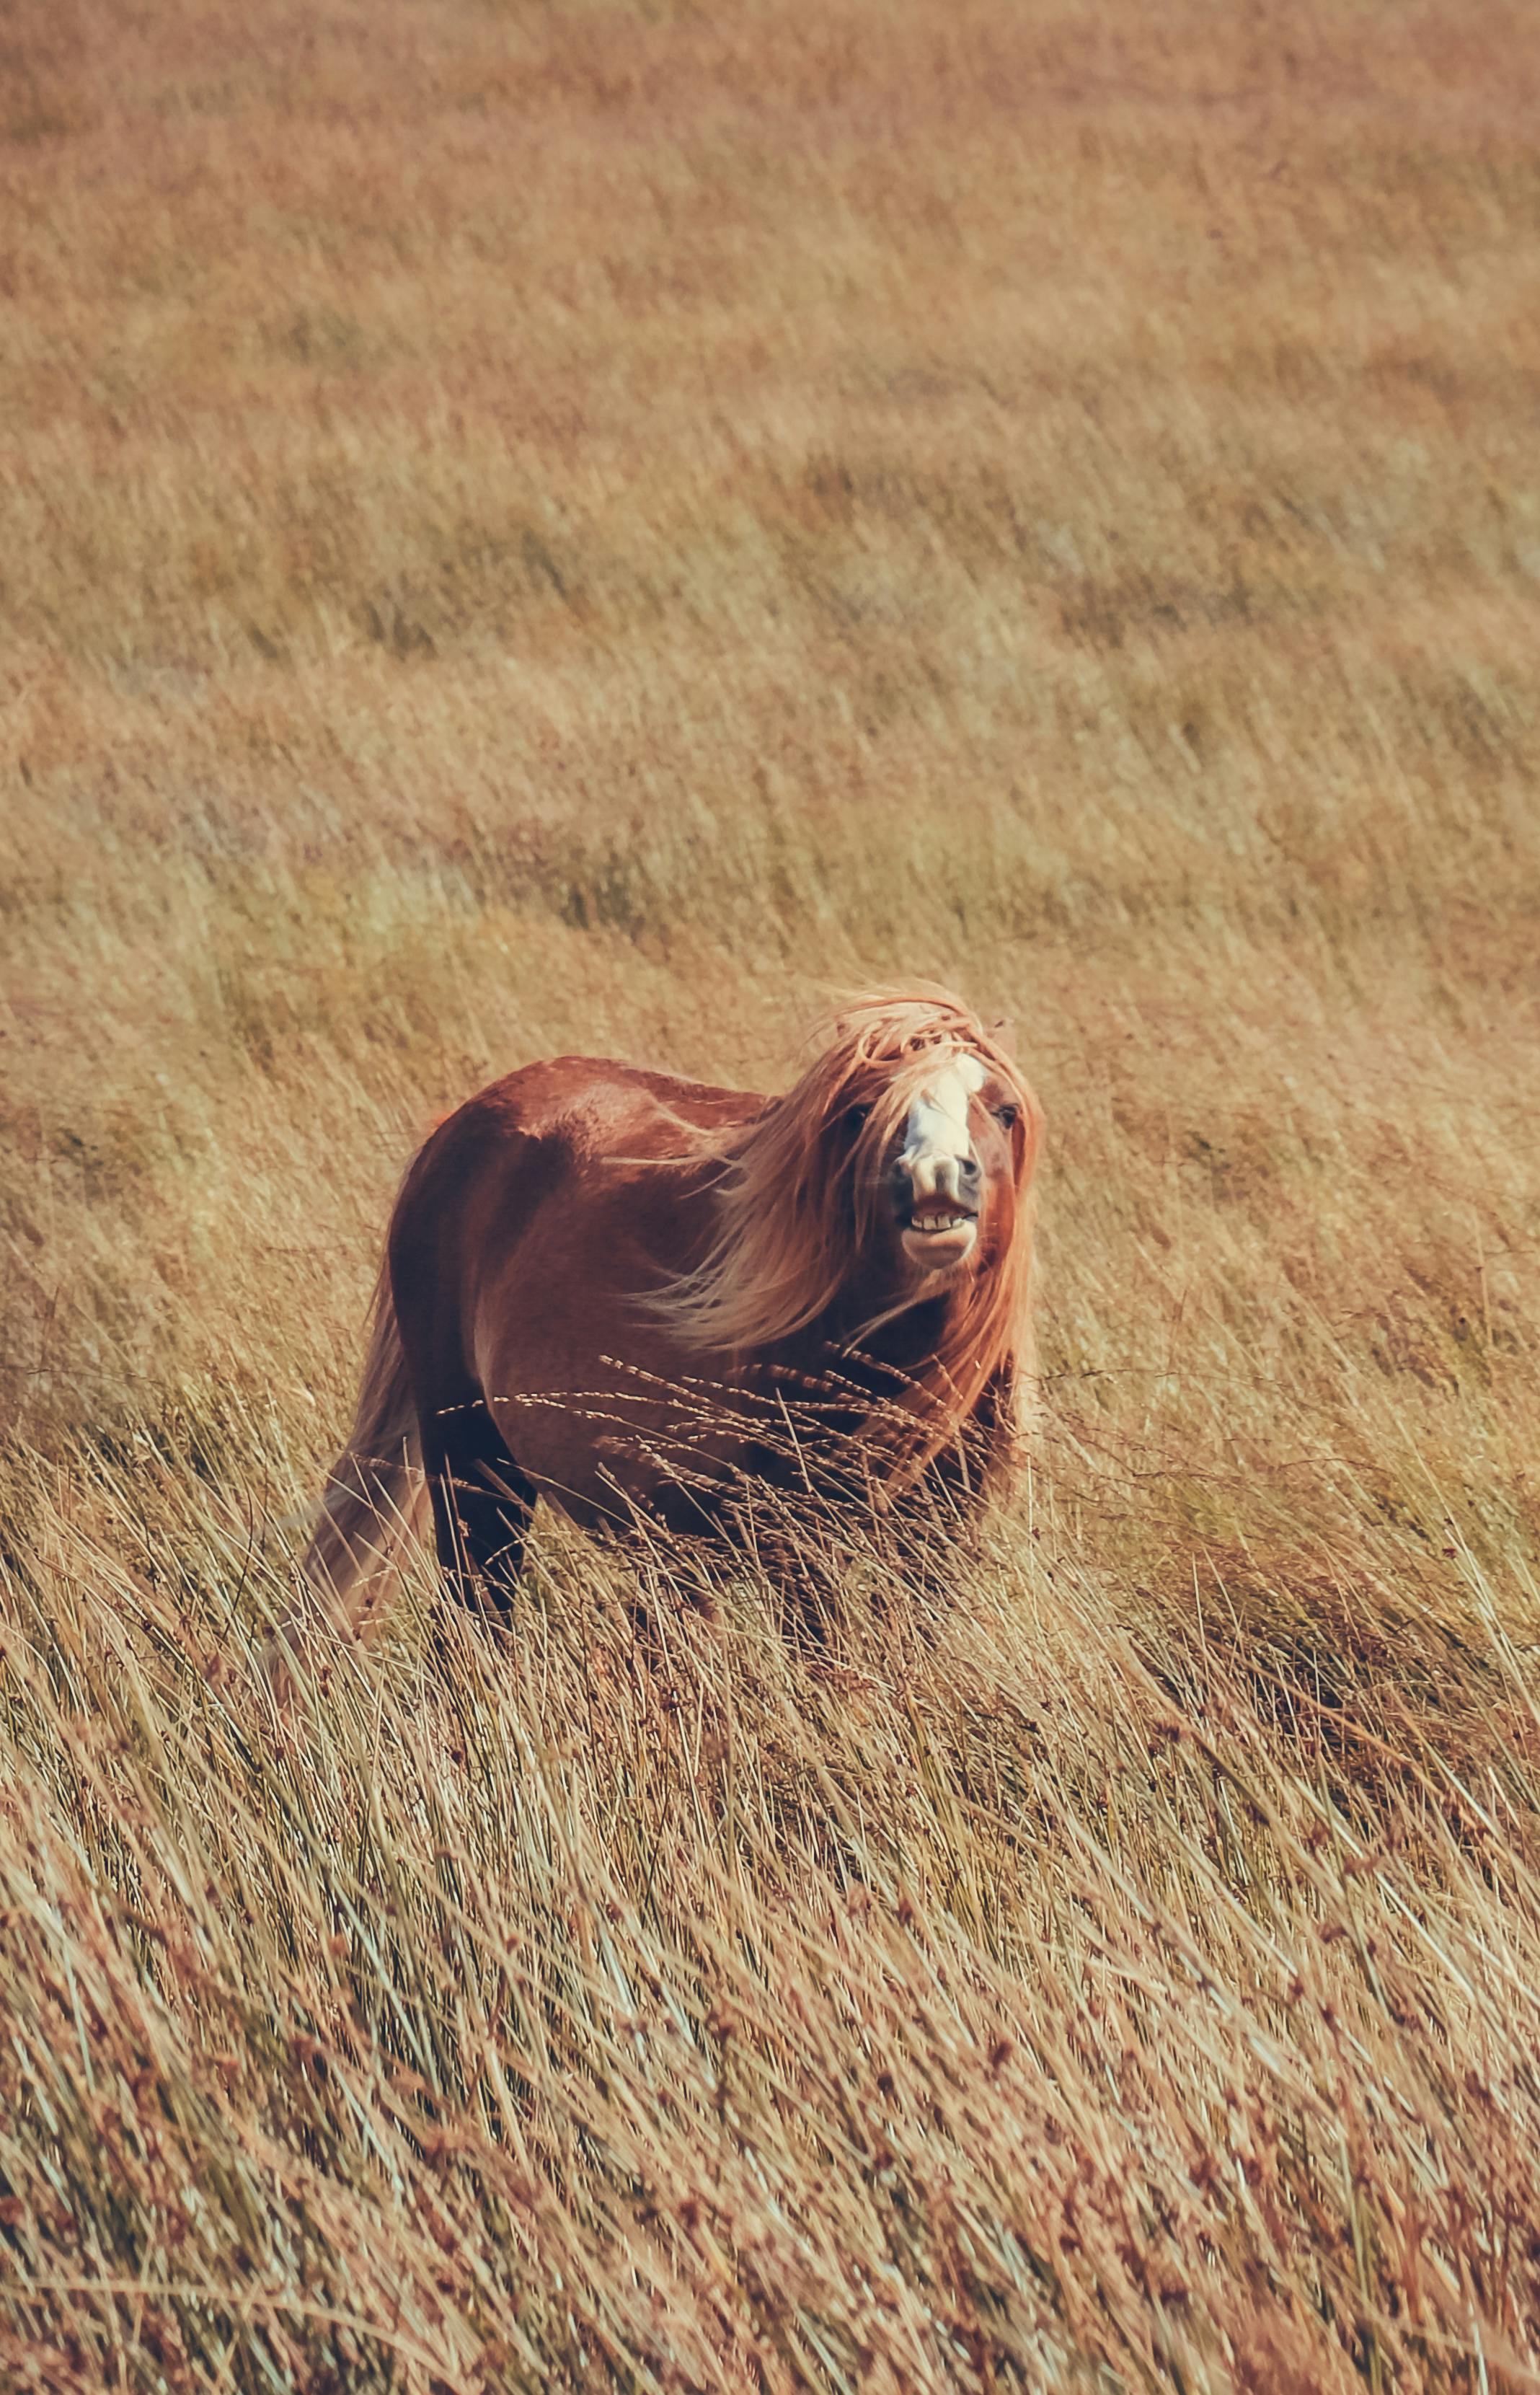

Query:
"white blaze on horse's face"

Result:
[[896, 1051, 984, 1273]]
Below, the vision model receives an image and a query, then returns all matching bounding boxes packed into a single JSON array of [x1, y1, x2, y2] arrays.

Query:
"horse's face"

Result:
[[848, 1046, 1026, 1288]]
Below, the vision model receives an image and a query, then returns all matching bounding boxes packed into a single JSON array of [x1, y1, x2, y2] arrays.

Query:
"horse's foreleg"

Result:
[[424, 1400, 536, 1624]]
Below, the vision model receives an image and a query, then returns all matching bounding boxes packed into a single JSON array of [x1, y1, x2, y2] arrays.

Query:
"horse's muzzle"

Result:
[[899, 1214, 978, 1270], [893, 1155, 981, 1268], [893, 1151, 981, 1219]]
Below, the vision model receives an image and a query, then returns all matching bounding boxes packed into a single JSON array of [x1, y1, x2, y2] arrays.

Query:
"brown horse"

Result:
[[301, 988, 1043, 1637]]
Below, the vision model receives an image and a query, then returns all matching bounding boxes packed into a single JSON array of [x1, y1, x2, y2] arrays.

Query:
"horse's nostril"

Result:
[[959, 1156, 981, 1186]]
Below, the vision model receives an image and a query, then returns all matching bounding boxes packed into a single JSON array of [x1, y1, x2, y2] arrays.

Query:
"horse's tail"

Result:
[[293, 1267, 430, 1647]]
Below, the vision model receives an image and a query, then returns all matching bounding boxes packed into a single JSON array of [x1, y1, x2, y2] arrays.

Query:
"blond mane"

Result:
[[652, 988, 1043, 1478]]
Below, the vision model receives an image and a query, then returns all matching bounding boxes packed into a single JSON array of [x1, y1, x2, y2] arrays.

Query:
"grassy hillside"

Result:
[[3, 0, 1539, 2385]]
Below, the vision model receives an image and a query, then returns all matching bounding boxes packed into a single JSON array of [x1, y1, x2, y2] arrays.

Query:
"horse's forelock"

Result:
[[818, 997, 1037, 1200]]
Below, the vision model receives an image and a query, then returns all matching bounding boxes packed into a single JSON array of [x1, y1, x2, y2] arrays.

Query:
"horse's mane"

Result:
[[651, 987, 1043, 1478]]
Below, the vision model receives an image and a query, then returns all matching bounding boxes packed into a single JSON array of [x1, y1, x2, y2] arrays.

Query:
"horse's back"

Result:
[[466, 1054, 764, 1155]]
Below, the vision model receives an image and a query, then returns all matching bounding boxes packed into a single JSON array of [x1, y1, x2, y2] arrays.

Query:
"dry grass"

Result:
[[4, 0, 1540, 2384]]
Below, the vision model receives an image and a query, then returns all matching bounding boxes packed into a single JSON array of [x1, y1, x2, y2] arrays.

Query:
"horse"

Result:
[[299, 987, 1043, 1642]]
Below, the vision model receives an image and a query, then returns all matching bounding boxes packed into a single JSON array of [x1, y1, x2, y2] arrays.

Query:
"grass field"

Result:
[[4, 0, 1540, 2385]]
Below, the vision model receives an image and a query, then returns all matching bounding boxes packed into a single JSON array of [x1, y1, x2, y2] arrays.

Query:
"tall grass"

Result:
[[6, 1458, 1540, 2389], [4, 0, 1539, 2383]]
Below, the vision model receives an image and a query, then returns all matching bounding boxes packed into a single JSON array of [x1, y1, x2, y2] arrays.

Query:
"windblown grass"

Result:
[[4, 0, 1540, 2384], [6, 1458, 1540, 2391]]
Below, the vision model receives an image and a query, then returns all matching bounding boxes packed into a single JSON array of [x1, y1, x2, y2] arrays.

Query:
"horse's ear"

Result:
[[990, 1018, 1017, 1058]]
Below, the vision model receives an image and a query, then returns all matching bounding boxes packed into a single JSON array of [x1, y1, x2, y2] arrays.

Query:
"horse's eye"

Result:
[[992, 1102, 1019, 1130], [846, 1103, 872, 1130]]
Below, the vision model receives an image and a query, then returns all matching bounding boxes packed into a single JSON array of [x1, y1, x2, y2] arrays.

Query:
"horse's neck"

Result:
[[822, 1275, 958, 1378]]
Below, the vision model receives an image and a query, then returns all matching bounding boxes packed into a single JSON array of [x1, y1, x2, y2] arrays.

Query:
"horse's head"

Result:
[[837, 1041, 1029, 1289], [820, 1017, 1037, 1356]]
